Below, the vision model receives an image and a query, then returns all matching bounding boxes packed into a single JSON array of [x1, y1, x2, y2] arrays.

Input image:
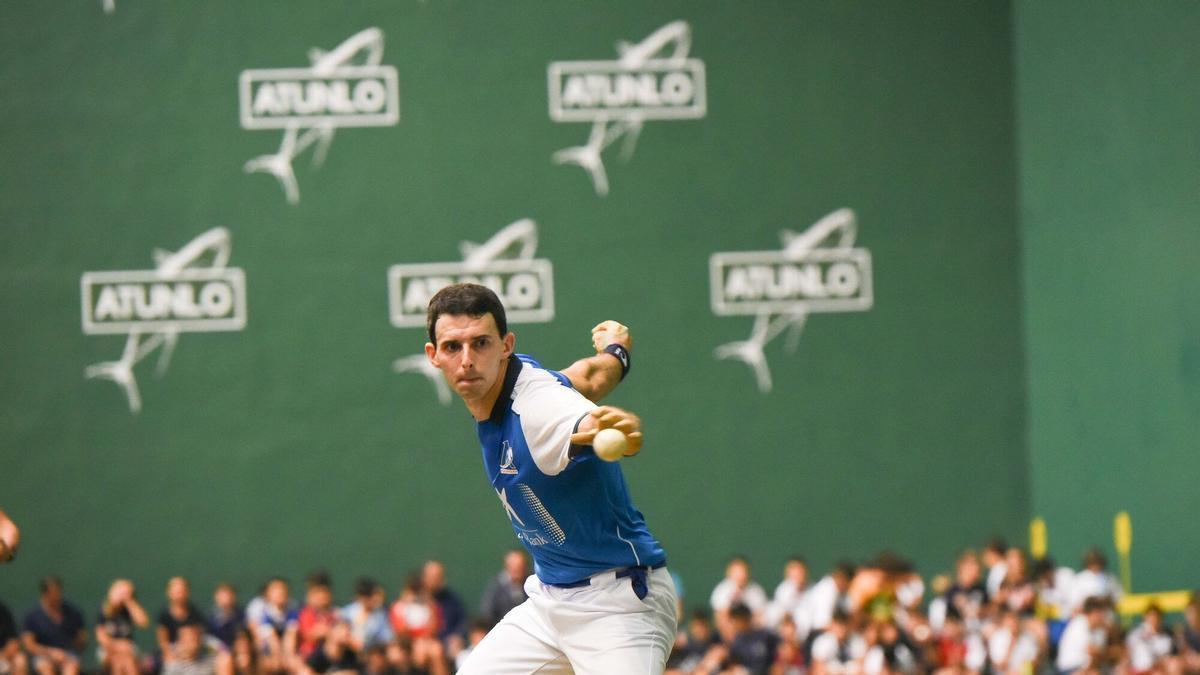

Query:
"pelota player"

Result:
[[423, 283, 676, 673]]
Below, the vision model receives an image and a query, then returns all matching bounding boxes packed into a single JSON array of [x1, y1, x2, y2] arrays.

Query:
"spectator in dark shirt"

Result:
[[22, 576, 86, 675], [96, 579, 149, 675], [727, 602, 780, 675], [208, 583, 245, 650], [1178, 594, 1200, 673], [479, 550, 528, 626], [422, 560, 466, 656], [943, 550, 988, 625], [666, 609, 721, 673], [301, 621, 359, 675], [1, 599, 29, 675], [158, 577, 206, 667]]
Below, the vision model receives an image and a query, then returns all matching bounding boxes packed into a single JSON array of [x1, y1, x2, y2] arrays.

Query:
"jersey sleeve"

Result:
[[512, 370, 596, 476]]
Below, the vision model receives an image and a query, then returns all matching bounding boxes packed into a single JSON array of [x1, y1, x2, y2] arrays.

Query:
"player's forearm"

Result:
[[562, 353, 624, 402]]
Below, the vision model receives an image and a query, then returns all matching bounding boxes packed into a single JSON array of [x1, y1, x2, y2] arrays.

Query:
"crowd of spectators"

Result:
[[1, 540, 1198, 675], [668, 542, 1200, 675]]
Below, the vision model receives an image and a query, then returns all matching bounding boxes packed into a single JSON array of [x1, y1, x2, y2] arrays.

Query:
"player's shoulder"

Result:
[[514, 353, 573, 390]]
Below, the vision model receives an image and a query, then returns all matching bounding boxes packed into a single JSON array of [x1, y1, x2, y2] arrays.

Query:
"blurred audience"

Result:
[[157, 578, 205, 669], [248, 578, 298, 674], [21, 576, 86, 675], [95, 579, 148, 675], [1, 597, 28, 675], [711, 556, 769, 640], [478, 551, 528, 627], [1, 540, 1195, 675], [207, 584, 245, 651], [765, 558, 810, 631], [339, 579, 391, 655]]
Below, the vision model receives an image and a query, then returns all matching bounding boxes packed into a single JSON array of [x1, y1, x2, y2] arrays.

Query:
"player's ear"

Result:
[[425, 342, 438, 365], [502, 332, 515, 357]]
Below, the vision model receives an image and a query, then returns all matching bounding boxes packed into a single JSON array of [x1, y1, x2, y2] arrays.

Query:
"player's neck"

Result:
[[466, 358, 509, 421]]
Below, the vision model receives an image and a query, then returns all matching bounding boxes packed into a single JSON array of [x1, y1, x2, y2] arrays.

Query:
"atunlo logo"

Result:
[[239, 28, 400, 204], [80, 228, 247, 413], [547, 20, 706, 196], [709, 209, 873, 393], [388, 219, 555, 404]]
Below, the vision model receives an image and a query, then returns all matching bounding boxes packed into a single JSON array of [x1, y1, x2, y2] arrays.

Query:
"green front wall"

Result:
[[1016, 0, 1200, 592], [0, 0, 1077, 618]]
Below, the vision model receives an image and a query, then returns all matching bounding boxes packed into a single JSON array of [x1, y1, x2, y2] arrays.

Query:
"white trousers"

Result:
[[458, 566, 678, 674]]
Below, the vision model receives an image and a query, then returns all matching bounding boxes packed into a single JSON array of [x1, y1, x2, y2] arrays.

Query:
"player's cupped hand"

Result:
[[591, 320, 632, 352], [570, 405, 643, 456]]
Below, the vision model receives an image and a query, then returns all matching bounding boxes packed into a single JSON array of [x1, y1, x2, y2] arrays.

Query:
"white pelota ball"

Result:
[[592, 427, 628, 462]]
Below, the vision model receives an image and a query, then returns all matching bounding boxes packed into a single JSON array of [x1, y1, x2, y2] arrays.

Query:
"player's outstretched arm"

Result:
[[569, 406, 643, 457], [561, 320, 632, 403]]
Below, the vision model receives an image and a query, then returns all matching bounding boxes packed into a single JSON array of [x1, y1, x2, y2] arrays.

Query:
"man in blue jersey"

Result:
[[423, 283, 676, 674]]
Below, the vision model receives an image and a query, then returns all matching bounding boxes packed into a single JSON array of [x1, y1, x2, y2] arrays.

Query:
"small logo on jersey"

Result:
[[709, 209, 874, 393], [81, 228, 247, 414], [548, 20, 706, 196], [499, 441, 518, 475], [239, 28, 400, 204], [514, 527, 550, 547], [390, 219, 556, 405]]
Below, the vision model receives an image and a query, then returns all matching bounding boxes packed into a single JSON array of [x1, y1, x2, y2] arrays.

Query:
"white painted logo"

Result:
[[80, 228, 247, 413], [240, 28, 399, 204], [710, 209, 873, 392], [499, 440, 518, 475], [548, 20, 706, 196], [390, 219, 555, 405]]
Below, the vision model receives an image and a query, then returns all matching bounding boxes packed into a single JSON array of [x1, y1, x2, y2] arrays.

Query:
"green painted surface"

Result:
[[1, 1, 1026, 621], [1016, 0, 1200, 592]]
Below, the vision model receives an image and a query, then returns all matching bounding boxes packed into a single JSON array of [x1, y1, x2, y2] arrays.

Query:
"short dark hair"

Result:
[[305, 569, 332, 590], [39, 575, 62, 594], [354, 577, 379, 598], [728, 602, 752, 622], [426, 283, 507, 344], [1082, 547, 1108, 570]]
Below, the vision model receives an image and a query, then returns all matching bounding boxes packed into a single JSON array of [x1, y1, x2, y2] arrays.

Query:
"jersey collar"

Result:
[[487, 355, 522, 424]]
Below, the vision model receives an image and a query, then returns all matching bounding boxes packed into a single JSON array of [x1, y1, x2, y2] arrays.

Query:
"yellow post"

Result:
[[1114, 511, 1133, 593], [1030, 517, 1047, 561]]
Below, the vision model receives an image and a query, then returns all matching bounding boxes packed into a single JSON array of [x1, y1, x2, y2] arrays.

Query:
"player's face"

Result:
[[426, 313, 514, 403]]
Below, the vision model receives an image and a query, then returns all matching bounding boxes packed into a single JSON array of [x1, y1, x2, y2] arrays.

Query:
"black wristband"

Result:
[[603, 344, 631, 380]]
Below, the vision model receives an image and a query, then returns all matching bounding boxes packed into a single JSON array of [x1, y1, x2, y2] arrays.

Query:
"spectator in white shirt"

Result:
[[982, 539, 1009, 600], [765, 557, 810, 631], [1032, 557, 1076, 621], [710, 555, 769, 640], [986, 609, 1041, 675], [803, 561, 856, 636], [1056, 597, 1112, 674], [1069, 549, 1123, 614], [1125, 604, 1178, 675], [811, 611, 866, 675]]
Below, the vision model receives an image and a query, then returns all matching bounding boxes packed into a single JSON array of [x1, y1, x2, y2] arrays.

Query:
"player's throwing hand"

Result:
[[570, 405, 643, 456]]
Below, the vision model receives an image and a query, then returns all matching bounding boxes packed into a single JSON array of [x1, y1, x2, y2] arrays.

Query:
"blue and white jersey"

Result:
[[477, 354, 666, 586]]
